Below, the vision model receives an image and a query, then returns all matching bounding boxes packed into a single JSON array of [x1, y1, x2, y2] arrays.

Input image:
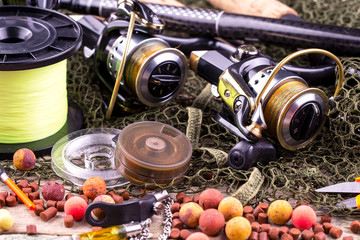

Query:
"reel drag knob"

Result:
[[148, 61, 182, 98], [290, 102, 322, 141]]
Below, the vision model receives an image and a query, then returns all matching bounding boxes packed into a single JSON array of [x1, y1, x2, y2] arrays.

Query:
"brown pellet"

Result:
[[107, 190, 117, 197], [180, 229, 191, 240], [22, 188, 32, 194], [34, 204, 44, 216], [289, 228, 301, 239], [269, 228, 279, 240], [172, 218, 183, 229], [258, 213, 268, 224], [192, 194, 200, 204], [33, 199, 44, 208], [350, 220, 360, 233], [17, 180, 28, 189], [29, 192, 40, 201], [253, 205, 265, 218], [92, 226, 102, 231], [279, 226, 289, 236], [65, 193, 74, 200], [313, 223, 324, 234], [258, 202, 269, 212], [46, 200, 57, 209], [40, 207, 57, 222], [112, 194, 123, 204], [120, 191, 130, 200], [140, 189, 149, 198], [175, 192, 186, 203], [170, 228, 180, 239], [322, 222, 333, 234], [29, 182, 39, 192], [182, 196, 192, 204], [243, 205, 253, 214], [64, 215, 74, 228], [0, 192, 8, 198], [245, 213, 256, 223], [0, 195, 4, 208], [251, 222, 261, 232], [171, 202, 181, 213], [79, 195, 88, 203], [259, 231, 269, 240], [342, 236, 354, 240], [261, 224, 271, 233], [26, 225, 37, 235], [57, 201, 66, 211], [280, 233, 293, 240], [320, 214, 332, 223], [314, 232, 326, 240], [172, 212, 180, 219], [329, 226, 343, 239], [249, 231, 259, 240], [6, 195, 17, 207], [301, 229, 314, 240]]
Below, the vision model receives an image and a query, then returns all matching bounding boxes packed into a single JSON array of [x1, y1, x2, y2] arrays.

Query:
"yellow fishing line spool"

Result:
[[0, 61, 68, 143], [0, 6, 82, 156]]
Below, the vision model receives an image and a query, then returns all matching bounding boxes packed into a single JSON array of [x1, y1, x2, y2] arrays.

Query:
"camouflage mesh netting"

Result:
[[1, 0, 360, 216]]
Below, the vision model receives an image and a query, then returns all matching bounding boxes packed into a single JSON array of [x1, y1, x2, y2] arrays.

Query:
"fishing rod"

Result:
[[6, 0, 360, 56]]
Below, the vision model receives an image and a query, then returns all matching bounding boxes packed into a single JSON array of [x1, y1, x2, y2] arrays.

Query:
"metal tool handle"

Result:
[[85, 193, 157, 227]]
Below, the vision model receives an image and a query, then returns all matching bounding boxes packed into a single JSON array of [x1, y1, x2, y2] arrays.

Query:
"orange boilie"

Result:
[[82, 177, 107, 200]]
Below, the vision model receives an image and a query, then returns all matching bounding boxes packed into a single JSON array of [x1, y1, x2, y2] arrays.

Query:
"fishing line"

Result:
[[0, 61, 68, 143]]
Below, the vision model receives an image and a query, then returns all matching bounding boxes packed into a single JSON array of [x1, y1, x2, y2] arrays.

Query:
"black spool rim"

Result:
[[0, 6, 82, 70]]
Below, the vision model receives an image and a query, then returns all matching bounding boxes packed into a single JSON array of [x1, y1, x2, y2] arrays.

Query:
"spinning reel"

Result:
[[190, 45, 343, 169], [77, 0, 188, 117]]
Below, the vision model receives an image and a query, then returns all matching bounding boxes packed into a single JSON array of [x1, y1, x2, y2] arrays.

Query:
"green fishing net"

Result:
[[1, 0, 360, 216]]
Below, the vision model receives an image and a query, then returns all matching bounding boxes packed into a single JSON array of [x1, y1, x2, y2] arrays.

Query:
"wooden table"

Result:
[[1, 184, 359, 240]]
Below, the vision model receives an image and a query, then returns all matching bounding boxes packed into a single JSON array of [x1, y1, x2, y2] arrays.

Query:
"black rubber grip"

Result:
[[147, 4, 360, 56]]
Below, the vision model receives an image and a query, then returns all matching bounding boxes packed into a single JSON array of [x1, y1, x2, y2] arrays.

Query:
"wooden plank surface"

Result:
[[0, 183, 359, 239]]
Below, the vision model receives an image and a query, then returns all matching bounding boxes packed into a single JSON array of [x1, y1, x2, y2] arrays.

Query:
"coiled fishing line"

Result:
[[0, 61, 67, 143], [0, 6, 82, 156]]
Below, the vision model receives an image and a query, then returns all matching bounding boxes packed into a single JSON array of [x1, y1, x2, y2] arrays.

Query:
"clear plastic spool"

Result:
[[51, 128, 128, 187]]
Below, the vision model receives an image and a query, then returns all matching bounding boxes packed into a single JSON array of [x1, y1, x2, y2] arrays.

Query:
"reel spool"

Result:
[[247, 66, 329, 150], [115, 121, 192, 185], [0, 6, 83, 157], [51, 128, 128, 188]]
